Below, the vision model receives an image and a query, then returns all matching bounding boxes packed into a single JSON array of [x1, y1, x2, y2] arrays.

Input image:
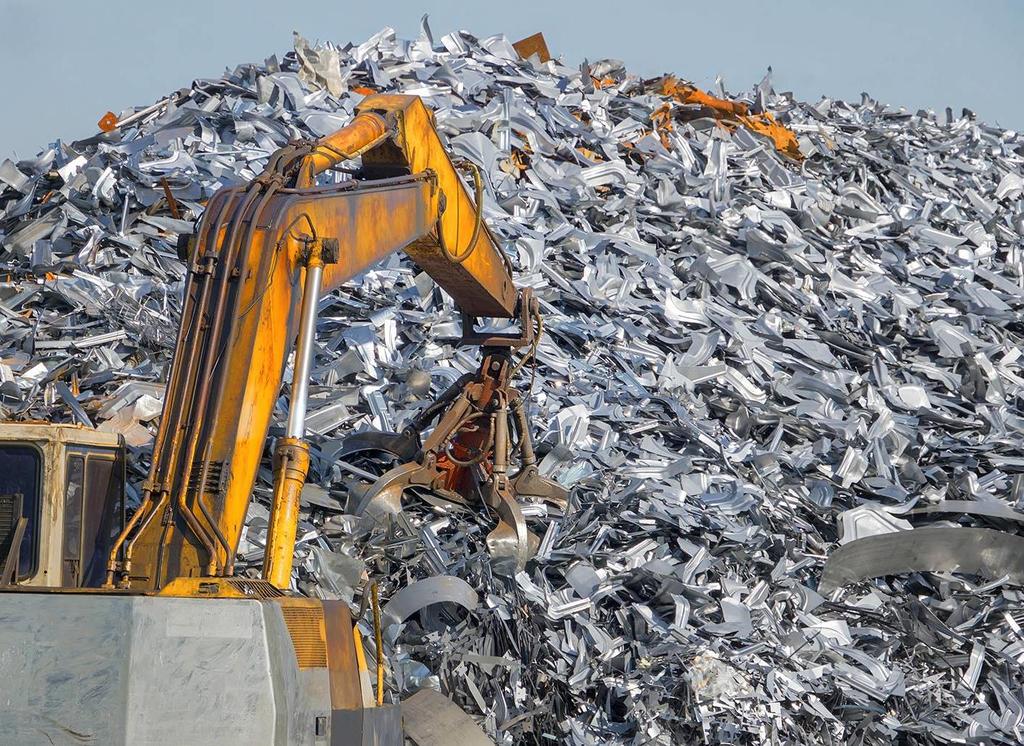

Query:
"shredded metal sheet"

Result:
[[3, 20, 1024, 745], [821, 527, 1024, 591], [382, 575, 479, 628]]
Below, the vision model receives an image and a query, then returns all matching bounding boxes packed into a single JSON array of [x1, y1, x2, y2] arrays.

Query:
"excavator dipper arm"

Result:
[[105, 95, 536, 591]]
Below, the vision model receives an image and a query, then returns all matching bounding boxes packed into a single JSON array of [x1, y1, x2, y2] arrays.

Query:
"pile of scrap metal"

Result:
[[3, 20, 1024, 745]]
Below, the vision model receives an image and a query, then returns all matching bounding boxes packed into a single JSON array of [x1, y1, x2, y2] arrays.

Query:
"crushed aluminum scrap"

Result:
[[4, 20, 1024, 745]]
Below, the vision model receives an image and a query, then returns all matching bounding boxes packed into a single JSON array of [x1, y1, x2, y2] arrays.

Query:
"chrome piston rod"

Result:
[[286, 260, 323, 437]]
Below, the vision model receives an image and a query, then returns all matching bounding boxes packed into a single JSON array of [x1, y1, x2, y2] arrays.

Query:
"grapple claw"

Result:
[[509, 464, 568, 510], [353, 460, 451, 518], [346, 293, 568, 569], [485, 488, 531, 573]]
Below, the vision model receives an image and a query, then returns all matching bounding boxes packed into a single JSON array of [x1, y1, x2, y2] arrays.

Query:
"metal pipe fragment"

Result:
[[372, 582, 384, 707]]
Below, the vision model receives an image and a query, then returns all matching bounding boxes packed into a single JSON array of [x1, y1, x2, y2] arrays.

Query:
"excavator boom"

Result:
[[107, 95, 520, 591]]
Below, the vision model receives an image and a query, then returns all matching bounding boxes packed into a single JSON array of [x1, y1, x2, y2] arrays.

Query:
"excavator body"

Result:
[[0, 93, 566, 745], [0, 590, 399, 745], [0, 423, 401, 745]]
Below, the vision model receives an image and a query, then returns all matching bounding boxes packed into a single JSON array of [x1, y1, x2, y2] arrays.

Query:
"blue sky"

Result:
[[1, 0, 1021, 159]]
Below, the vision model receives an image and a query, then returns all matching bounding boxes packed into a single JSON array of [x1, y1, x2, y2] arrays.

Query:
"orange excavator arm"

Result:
[[105, 95, 531, 591]]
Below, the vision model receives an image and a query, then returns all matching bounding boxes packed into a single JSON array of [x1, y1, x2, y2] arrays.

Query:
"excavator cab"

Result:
[[0, 422, 125, 588]]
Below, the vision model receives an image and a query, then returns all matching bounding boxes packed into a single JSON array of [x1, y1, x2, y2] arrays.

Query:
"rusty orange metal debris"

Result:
[[658, 76, 802, 160], [737, 112, 802, 160], [660, 76, 749, 117], [651, 104, 675, 149], [160, 177, 182, 220], [501, 148, 530, 177], [97, 111, 118, 133], [513, 32, 551, 63]]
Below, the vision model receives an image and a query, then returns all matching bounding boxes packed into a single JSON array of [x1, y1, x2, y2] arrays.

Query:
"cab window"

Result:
[[63, 449, 125, 588], [0, 444, 42, 580]]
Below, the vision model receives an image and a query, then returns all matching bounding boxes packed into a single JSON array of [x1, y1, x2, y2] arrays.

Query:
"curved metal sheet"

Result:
[[820, 527, 1024, 592], [382, 575, 479, 628]]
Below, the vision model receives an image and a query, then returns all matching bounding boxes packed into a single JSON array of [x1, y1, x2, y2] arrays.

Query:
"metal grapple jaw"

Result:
[[347, 291, 567, 572]]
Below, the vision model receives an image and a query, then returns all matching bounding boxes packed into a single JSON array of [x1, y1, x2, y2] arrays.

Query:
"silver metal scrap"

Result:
[[3, 20, 1024, 746], [382, 575, 479, 628]]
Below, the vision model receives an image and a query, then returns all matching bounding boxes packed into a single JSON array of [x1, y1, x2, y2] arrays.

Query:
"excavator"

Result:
[[0, 94, 567, 745]]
